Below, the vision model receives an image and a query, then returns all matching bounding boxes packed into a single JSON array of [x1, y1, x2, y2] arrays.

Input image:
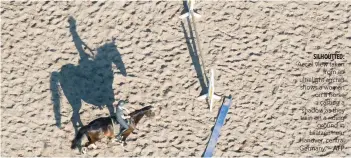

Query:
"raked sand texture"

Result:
[[1, 1, 351, 157]]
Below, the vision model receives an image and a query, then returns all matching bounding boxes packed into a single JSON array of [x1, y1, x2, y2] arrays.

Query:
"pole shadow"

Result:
[[180, 12, 208, 96], [50, 16, 127, 133]]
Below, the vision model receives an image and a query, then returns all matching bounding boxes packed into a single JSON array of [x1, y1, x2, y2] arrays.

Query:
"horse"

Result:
[[71, 106, 155, 154]]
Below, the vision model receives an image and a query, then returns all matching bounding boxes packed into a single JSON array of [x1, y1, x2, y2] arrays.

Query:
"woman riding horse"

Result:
[[70, 104, 154, 154], [114, 100, 133, 142]]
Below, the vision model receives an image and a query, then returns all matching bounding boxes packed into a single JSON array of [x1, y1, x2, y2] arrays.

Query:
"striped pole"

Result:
[[203, 95, 232, 157]]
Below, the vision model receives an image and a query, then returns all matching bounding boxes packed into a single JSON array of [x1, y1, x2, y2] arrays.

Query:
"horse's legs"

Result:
[[70, 100, 83, 133], [121, 131, 132, 146], [59, 65, 84, 131], [105, 126, 115, 144], [62, 76, 83, 134], [84, 135, 92, 147], [86, 142, 97, 150], [81, 133, 91, 154], [81, 142, 94, 154], [50, 71, 62, 128], [83, 132, 99, 151]]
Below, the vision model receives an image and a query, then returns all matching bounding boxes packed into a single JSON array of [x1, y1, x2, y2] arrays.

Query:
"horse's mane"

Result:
[[129, 105, 153, 116]]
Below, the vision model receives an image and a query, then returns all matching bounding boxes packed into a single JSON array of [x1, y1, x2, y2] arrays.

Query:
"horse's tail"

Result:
[[50, 71, 62, 128], [71, 125, 89, 149]]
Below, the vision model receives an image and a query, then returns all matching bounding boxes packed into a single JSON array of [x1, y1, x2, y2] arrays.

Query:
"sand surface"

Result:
[[1, 1, 351, 157]]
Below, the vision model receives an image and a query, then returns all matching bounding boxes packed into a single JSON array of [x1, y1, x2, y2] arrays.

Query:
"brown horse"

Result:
[[71, 106, 154, 153]]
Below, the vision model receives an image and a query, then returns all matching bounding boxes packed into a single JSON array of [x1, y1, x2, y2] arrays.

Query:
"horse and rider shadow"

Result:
[[50, 16, 127, 133]]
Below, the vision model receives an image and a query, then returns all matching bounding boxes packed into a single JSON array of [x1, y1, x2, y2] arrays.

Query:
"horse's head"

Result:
[[129, 106, 155, 125], [143, 106, 155, 118], [130, 106, 155, 117]]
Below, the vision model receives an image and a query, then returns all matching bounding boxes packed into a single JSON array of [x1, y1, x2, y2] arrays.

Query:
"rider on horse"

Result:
[[114, 100, 132, 142]]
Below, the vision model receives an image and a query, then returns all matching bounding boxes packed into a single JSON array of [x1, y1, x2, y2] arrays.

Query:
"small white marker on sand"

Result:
[[179, 0, 201, 19], [198, 69, 221, 112]]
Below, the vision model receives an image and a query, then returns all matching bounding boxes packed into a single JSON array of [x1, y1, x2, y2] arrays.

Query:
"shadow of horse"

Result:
[[50, 17, 127, 133]]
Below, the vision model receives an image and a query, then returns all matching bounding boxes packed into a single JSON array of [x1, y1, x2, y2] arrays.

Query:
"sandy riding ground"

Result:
[[1, 1, 350, 157]]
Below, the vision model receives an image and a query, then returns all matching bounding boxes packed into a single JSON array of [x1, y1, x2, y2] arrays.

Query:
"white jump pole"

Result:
[[180, 0, 222, 112]]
